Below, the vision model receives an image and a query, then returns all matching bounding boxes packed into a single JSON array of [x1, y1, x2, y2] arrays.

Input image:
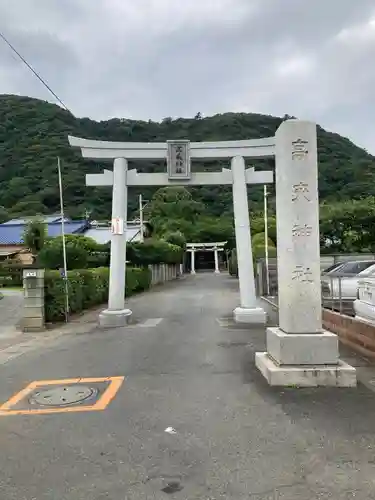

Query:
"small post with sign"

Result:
[[22, 269, 45, 332]]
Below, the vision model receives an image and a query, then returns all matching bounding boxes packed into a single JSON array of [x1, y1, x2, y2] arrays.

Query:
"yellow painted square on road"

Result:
[[0, 376, 124, 416]]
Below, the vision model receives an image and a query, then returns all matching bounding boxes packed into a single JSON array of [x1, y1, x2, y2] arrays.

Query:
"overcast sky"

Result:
[[1, 0, 375, 152]]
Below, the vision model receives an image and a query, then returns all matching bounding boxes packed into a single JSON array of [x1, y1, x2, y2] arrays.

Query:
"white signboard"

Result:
[[25, 271, 37, 278], [111, 217, 124, 235], [167, 140, 191, 180]]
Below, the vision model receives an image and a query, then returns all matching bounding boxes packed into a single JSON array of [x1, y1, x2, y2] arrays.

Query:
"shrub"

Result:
[[228, 249, 238, 277], [252, 244, 277, 262], [44, 266, 151, 322], [251, 232, 276, 248], [0, 264, 25, 287], [23, 217, 47, 263], [228, 244, 277, 277], [39, 238, 88, 270], [127, 239, 183, 266], [162, 231, 186, 249]]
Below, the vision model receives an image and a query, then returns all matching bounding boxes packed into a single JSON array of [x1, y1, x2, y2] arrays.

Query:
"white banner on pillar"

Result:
[[111, 217, 124, 235]]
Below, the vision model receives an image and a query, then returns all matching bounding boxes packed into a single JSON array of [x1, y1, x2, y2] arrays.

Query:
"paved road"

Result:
[[0, 289, 23, 337], [0, 274, 375, 499]]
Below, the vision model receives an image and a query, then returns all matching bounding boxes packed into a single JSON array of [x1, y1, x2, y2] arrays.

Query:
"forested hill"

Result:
[[0, 94, 374, 221]]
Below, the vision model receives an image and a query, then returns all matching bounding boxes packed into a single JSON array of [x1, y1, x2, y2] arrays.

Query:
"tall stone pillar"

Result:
[[214, 248, 220, 274], [99, 157, 132, 328], [191, 249, 196, 274], [256, 120, 356, 386], [232, 156, 266, 324]]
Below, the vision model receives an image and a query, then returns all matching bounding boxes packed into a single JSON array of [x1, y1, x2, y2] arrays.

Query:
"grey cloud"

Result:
[[0, 0, 374, 152]]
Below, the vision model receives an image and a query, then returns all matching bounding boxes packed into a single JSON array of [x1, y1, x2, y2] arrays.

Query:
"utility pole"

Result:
[[264, 185, 270, 296], [139, 194, 144, 242]]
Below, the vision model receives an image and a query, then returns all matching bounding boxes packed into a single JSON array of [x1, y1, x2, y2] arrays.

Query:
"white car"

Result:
[[321, 261, 375, 301]]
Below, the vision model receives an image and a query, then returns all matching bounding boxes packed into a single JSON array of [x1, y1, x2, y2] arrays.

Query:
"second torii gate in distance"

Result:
[[68, 136, 274, 328]]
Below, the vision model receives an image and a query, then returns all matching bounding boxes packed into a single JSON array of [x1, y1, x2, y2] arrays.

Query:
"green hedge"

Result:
[[0, 265, 25, 287], [228, 249, 238, 277], [228, 245, 277, 277], [44, 266, 152, 322], [127, 239, 183, 266]]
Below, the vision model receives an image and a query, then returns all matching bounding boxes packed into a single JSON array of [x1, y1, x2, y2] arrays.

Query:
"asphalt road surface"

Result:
[[0, 274, 375, 499]]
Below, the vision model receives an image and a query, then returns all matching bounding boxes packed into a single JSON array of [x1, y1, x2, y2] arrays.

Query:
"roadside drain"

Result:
[[29, 385, 98, 407]]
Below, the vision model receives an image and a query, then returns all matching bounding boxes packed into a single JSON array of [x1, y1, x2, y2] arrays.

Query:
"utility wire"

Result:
[[0, 30, 70, 112]]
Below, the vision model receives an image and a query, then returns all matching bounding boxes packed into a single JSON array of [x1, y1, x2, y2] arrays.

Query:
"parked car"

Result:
[[324, 260, 375, 278], [321, 262, 345, 274], [321, 261, 375, 306]]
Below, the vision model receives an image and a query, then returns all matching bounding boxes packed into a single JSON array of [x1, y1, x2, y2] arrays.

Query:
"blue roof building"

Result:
[[0, 219, 90, 246]]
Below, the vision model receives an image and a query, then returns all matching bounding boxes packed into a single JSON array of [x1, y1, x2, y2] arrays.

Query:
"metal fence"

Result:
[[321, 275, 356, 316], [255, 253, 375, 317]]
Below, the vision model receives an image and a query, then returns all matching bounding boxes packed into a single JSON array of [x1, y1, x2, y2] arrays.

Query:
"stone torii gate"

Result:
[[70, 119, 356, 388], [68, 135, 274, 327]]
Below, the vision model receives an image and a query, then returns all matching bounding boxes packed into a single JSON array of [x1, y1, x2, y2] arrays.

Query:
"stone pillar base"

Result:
[[233, 306, 267, 325], [255, 353, 356, 387], [266, 327, 339, 365], [99, 308, 132, 328]]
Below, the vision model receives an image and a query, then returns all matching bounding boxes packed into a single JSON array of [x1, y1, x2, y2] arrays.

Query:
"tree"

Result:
[[192, 217, 235, 247], [320, 198, 375, 253], [22, 217, 47, 263], [0, 206, 9, 223], [162, 231, 186, 249], [38, 238, 88, 270], [1, 94, 375, 222], [147, 187, 205, 236]]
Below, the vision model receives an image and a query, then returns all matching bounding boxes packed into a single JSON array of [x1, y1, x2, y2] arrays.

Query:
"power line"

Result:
[[0, 30, 70, 112]]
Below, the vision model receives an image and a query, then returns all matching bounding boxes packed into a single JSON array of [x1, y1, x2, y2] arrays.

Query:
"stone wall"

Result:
[[150, 264, 179, 286], [323, 309, 375, 360]]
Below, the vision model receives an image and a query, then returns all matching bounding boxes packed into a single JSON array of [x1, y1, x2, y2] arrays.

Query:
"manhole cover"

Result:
[[30, 385, 97, 407]]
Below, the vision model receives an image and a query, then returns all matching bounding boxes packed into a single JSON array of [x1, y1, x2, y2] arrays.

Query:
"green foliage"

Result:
[[127, 240, 183, 265], [162, 231, 186, 249], [251, 216, 277, 243], [0, 206, 9, 223], [37, 234, 110, 270], [44, 266, 152, 322], [320, 197, 375, 253], [1, 95, 373, 221], [252, 245, 277, 262], [0, 264, 24, 287], [148, 187, 205, 235], [228, 240, 277, 277], [191, 216, 235, 246], [251, 232, 276, 248], [228, 249, 238, 277], [22, 217, 47, 262], [39, 237, 88, 269]]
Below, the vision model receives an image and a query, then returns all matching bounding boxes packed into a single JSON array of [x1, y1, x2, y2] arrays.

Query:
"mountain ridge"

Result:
[[0, 94, 373, 220]]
